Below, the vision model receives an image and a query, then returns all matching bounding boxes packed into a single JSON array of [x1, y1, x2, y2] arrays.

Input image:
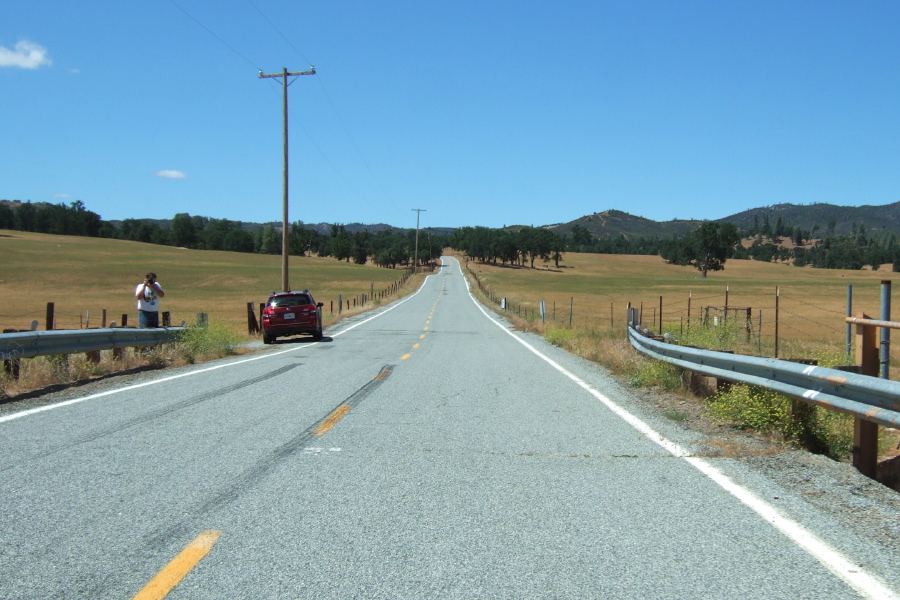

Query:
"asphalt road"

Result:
[[0, 256, 897, 599]]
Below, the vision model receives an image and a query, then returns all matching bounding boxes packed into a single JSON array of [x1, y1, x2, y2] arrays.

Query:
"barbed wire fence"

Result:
[[464, 259, 888, 363]]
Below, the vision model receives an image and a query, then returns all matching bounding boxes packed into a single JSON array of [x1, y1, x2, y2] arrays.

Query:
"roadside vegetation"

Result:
[[460, 252, 900, 463]]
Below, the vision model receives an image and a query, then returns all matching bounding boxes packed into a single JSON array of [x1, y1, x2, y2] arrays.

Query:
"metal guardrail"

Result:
[[627, 323, 900, 429], [0, 327, 188, 361]]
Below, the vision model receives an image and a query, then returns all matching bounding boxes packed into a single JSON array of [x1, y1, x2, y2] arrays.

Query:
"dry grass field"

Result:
[[462, 250, 898, 361], [0, 230, 423, 334], [459, 251, 900, 463]]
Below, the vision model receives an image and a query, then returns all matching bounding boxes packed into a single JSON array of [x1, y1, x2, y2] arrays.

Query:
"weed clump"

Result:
[[707, 384, 854, 459], [177, 322, 242, 363]]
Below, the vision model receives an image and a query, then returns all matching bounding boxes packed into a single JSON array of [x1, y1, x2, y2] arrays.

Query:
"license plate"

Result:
[[283, 313, 295, 319]]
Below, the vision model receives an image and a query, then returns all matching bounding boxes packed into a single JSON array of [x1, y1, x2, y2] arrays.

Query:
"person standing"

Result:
[[135, 272, 165, 328]]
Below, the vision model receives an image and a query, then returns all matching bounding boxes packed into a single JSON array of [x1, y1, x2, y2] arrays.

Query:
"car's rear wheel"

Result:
[[263, 333, 275, 344]]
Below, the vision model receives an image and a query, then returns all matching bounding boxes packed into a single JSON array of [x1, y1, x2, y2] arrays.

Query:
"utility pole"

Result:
[[412, 208, 426, 272], [258, 66, 316, 292]]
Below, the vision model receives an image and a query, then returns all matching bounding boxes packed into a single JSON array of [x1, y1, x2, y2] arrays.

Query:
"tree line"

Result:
[[448, 226, 566, 268], [0, 200, 446, 268], [6, 198, 900, 274]]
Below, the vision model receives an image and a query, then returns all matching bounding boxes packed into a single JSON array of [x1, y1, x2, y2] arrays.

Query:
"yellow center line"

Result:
[[413, 343, 420, 349], [312, 405, 352, 436], [420, 334, 425, 339], [132, 530, 221, 600], [423, 326, 428, 331], [401, 353, 411, 360]]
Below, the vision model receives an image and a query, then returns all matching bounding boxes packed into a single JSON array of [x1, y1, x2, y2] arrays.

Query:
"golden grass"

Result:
[[460, 251, 900, 462], [462, 250, 896, 359], [0, 230, 424, 334]]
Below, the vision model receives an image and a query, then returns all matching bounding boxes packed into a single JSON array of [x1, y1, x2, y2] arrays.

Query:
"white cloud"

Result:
[[154, 170, 188, 179], [0, 40, 52, 69], [53, 193, 70, 199]]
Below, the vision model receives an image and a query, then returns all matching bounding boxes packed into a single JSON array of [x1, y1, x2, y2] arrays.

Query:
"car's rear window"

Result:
[[270, 294, 311, 308]]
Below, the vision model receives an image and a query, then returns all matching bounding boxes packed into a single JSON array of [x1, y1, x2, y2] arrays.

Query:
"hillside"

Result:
[[545, 202, 900, 240], [716, 202, 900, 236], [547, 210, 702, 239]]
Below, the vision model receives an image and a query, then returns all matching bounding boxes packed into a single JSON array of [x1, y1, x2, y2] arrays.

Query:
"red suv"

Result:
[[261, 290, 324, 344]]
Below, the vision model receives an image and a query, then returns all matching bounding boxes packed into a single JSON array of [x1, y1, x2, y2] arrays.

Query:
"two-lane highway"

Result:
[[0, 256, 897, 599]]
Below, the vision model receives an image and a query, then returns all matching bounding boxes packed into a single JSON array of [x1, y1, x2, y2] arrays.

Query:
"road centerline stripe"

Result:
[[312, 405, 352, 436], [132, 530, 221, 600]]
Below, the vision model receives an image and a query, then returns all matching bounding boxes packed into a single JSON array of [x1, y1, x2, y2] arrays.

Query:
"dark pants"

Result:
[[139, 310, 159, 328]]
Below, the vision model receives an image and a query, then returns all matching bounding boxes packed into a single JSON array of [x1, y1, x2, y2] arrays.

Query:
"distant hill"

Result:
[[716, 202, 900, 236], [546, 210, 702, 239], [544, 202, 900, 240]]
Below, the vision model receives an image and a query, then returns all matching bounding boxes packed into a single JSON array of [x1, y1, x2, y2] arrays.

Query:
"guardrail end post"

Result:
[[852, 418, 879, 479]]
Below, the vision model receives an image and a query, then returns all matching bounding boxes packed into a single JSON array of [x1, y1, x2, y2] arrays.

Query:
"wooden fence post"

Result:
[[247, 302, 259, 334], [853, 312, 879, 479], [46, 302, 55, 331]]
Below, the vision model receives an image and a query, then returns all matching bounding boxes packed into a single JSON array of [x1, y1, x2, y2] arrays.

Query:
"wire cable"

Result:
[[246, 0, 401, 212], [168, 0, 262, 71]]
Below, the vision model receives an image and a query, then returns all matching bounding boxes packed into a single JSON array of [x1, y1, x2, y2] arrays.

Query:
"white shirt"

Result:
[[136, 282, 162, 311]]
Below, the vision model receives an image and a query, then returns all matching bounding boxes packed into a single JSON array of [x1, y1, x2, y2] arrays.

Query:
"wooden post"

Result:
[[3, 358, 20, 380], [853, 312, 879, 479], [102, 309, 107, 328], [162, 312, 170, 327], [659, 296, 663, 333], [774, 286, 780, 359], [46, 302, 55, 330], [121, 314, 128, 327], [724, 284, 729, 324], [687, 291, 691, 331], [247, 302, 258, 334]]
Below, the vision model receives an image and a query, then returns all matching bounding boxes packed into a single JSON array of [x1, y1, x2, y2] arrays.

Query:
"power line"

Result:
[[168, 0, 261, 71], [246, 0, 313, 65], [246, 0, 400, 211]]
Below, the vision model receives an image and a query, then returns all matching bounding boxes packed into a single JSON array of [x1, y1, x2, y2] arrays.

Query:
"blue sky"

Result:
[[3, 1, 900, 230]]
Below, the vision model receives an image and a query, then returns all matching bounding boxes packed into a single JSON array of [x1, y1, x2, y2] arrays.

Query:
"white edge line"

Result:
[[0, 274, 434, 426], [452, 256, 898, 600]]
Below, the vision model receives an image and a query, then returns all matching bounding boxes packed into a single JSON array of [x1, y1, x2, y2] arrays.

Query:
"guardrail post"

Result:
[[3, 358, 20, 380], [853, 311, 879, 478], [46, 302, 54, 330]]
